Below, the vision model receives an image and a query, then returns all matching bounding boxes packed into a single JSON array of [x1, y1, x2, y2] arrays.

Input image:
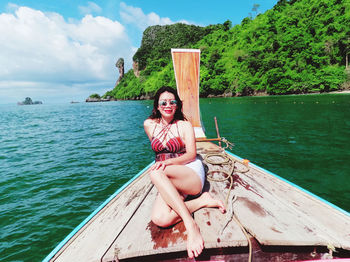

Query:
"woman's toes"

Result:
[[187, 249, 193, 259]]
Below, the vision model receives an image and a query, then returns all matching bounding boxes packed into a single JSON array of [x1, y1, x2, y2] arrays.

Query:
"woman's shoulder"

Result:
[[176, 120, 193, 129], [144, 118, 158, 127], [144, 118, 158, 138]]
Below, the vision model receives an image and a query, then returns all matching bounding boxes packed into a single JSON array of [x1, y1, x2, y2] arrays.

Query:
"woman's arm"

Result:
[[144, 118, 154, 141]]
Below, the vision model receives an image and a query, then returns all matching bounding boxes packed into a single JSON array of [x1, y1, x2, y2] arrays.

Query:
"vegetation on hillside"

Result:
[[104, 0, 350, 100]]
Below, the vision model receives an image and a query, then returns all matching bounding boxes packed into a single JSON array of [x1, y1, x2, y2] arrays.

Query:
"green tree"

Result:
[[100, 0, 349, 100]]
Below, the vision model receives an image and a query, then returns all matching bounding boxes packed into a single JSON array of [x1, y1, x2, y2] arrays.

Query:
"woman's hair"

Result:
[[148, 86, 186, 121]]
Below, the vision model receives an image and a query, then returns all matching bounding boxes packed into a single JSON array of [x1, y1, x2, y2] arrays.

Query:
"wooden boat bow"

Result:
[[43, 49, 350, 262]]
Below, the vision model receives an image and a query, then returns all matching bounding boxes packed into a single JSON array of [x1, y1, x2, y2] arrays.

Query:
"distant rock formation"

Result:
[[17, 97, 42, 105], [115, 58, 124, 86], [133, 61, 140, 78]]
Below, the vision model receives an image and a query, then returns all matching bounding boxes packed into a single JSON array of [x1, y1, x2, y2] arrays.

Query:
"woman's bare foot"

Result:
[[186, 221, 204, 258], [200, 192, 226, 213]]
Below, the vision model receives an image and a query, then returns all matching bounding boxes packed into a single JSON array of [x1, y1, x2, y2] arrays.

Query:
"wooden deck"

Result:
[[48, 141, 350, 262], [44, 48, 350, 261]]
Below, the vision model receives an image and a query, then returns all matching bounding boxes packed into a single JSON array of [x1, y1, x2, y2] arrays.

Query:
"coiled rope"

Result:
[[201, 145, 252, 262]]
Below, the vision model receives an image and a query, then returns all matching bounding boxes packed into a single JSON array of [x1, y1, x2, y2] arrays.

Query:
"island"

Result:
[[17, 97, 43, 105], [85, 93, 113, 102]]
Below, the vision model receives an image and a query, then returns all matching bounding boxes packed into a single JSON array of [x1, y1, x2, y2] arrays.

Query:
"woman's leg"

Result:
[[149, 164, 224, 258], [151, 192, 226, 228]]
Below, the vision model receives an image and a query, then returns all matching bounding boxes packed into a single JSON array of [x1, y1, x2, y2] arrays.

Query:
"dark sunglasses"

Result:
[[159, 100, 177, 107]]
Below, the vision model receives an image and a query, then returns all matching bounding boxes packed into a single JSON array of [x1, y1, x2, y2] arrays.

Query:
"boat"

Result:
[[43, 49, 350, 262]]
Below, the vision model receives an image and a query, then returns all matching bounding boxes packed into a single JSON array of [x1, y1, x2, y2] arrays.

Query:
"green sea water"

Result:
[[0, 94, 349, 261]]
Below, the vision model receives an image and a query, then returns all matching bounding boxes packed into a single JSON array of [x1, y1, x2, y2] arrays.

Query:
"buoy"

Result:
[[243, 159, 250, 167]]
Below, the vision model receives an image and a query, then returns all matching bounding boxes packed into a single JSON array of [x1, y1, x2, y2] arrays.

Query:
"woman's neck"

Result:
[[160, 116, 174, 126]]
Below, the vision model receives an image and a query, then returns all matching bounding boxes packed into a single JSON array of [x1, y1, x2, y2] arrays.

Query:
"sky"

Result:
[[0, 0, 278, 104]]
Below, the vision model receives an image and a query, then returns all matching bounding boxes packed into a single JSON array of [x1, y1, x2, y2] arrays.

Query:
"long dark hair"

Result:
[[148, 86, 186, 121]]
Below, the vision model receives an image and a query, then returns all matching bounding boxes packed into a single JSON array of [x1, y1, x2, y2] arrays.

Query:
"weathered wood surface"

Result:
[[49, 141, 350, 262], [194, 184, 248, 250], [103, 186, 187, 261], [171, 49, 201, 129], [197, 141, 350, 250], [104, 173, 248, 260], [240, 164, 350, 249], [51, 170, 153, 262]]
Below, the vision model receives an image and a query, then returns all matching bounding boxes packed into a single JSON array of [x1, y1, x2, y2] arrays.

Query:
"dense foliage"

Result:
[[104, 0, 350, 99], [134, 23, 216, 70], [89, 93, 101, 99]]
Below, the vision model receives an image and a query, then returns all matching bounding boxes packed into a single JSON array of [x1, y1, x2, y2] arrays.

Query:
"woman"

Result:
[[144, 86, 225, 259]]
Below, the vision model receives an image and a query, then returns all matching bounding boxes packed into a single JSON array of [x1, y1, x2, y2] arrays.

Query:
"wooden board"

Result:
[[50, 171, 153, 262], [171, 49, 204, 138], [240, 161, 350, 249], [197, 142, 350, 250], [48, 141, 350, 262], [105, 173, 248, 261], [194, 184, 248, 249], [104, 186, 187, 260]]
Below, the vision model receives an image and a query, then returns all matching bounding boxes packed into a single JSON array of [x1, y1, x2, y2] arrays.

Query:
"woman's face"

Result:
[[158, 91, 177, 119]]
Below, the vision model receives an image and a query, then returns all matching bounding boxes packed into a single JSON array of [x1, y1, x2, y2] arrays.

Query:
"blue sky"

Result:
[[0, 0, 278, 103]]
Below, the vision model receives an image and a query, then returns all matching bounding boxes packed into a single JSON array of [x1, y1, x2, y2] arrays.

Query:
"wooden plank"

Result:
[[171, 49, 202, 132], [195, 143, 248, 248], [50, 140, 350, 262], [51, 170, 153, 262], [237, 161, 350, 249], [194, 183, 248, 249], [197, 142, 350, 250], [230, 172, 333, 246], [105, 165, 248, 260], [107, 186, 188, 260]]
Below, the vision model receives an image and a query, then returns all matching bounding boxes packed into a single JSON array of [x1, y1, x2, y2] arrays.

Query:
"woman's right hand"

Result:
[[150, 161, 166, 171], [150, 159, 172, 171]]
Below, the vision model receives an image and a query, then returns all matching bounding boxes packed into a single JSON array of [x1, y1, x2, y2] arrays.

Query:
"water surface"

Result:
[[0, 94, 349, 261]]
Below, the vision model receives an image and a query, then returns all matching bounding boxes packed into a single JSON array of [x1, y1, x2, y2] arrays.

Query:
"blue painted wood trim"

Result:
[[225, 150, 349, 217], [42, 161, 154, 262]]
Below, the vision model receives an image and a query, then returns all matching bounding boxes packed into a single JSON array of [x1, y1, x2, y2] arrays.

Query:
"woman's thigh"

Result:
[[164, 165, 202, 196]]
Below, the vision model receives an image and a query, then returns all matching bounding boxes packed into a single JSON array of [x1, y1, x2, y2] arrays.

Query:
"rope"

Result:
[[232, 213, 253, 262], [204, 152, 235, 208], [203, 149, 249, 207], [201, 147, 252, 262]]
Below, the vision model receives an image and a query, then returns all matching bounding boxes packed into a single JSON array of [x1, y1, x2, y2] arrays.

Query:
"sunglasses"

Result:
[[159, 100, 177, 107]]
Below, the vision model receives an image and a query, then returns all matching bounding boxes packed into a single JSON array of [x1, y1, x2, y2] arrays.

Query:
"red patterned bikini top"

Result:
[[151, 120, 186, 162]]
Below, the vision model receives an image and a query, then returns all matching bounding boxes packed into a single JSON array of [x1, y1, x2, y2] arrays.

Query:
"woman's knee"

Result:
[[149, 170, 165, 184], [151, 212, 173, 228]]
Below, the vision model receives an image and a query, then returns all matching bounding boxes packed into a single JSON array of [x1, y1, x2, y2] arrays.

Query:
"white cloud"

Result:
[[78, 1, 102, 15], [0, 5, 135, 103], [0, 3, 195, 103], [120, 2, 190, 31]]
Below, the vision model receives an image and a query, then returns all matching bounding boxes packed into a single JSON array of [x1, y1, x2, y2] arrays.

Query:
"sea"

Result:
[[1, 93, 349, 261]]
